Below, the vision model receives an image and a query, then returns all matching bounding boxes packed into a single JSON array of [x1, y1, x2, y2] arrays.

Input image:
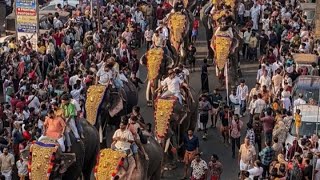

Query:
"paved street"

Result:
[[135, 22, 258, 179]]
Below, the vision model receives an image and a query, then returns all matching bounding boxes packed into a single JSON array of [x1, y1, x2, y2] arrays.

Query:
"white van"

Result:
[[285, 105, 320, 149]]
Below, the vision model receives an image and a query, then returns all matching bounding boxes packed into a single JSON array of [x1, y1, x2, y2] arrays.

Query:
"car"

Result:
[[291, 75, 320, 105], [285, 105, 320, 153]]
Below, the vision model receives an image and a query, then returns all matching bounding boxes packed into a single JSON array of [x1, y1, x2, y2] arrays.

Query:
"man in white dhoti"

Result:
[[250, 4, 260, 30]]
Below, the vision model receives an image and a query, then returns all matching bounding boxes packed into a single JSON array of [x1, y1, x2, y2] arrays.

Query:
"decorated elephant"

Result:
[[95, 137, 163, 180], [200, 1, 242, 87], [85, 82, 138, 146], [166, 10, 194, 65], [140, 47, 174, 106], [154, 95, 197, 171], [21, 120, 99, 180]]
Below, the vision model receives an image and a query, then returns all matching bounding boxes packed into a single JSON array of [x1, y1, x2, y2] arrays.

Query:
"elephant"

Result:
[[166, 10, 194, 65], [154, 94, 197, 171], [200, 1, 242, 87], [21, 120, 100, 180], [140, 47, 174, 106], [95, 137, 163, 180], [85, 81, 138, 147]]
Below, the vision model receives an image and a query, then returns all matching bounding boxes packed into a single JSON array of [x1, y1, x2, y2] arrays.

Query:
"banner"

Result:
[[16, 0, 38, 50]]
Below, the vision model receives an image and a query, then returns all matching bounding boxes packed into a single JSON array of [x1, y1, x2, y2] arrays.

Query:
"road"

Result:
[[134, 19, 259, 180]]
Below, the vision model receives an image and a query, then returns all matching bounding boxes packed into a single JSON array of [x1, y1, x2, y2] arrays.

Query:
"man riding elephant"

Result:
[[140, 47, 174, 106], [96, 119, 163, 180], [22, 119, 100, 180], [85, 58, 138, 146], [39, 109, 66, 151]]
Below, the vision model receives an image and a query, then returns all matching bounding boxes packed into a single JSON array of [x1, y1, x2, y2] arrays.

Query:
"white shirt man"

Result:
[[152, 33, 165, 47], [259, 74, 271, 90], [247, 163, 263, 179], [253, 96, 266, 115], [70, 86, 83, 102], [161, 26, 169, 41], [96, 68, 113, 85], [144, 29, 154, 42], [161, 75, 183, 104], [294, 96, 307, 107], [134, 10, 144, 24], [112, 128, 134, 151], [236, 84, 249, 101], [69, 74, 80, 87], [250, 4, 260, 30], [229, 93, 240, 105], [238, 2, 245, 16], [27, 95, 40, 113], [53, 17, 63, 29]]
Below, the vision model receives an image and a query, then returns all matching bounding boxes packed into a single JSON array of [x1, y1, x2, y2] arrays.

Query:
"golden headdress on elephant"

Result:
[[28, 141, 59, 180], [154, 98, 176, 138], [167, 12, 188, 53], [85, 85, 107, 125], [145, 48, 164, 81], [95, 148, 126, 180]]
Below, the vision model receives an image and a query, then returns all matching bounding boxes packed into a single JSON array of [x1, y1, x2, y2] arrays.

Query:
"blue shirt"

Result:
[[183, 135, 199, 151], [259, 146, 274, 165]]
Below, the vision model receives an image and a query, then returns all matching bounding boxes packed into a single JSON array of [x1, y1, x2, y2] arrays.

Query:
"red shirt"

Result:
[[29, 70, 37, 80], [53, 33, 64, 47], [22, 131, 31, 141], [193, 20, 199, 29], [16, 101, 26, 110], [10, 98, 19, 109], [156, 8, 165, 20]]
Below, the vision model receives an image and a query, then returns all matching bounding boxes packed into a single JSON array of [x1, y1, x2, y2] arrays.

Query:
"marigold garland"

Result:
[[146, 48, 164, 81], [94, 148, 126, 180], [154, 98, 176, 138]]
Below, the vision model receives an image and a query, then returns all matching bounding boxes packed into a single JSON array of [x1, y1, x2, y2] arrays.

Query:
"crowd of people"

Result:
[[192, 0, 320, 179], [0, 0, 320, 179], [0, 0, 201, 179]]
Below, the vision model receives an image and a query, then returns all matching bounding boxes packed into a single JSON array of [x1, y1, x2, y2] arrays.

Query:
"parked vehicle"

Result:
[[285, 105, 320, 150], [292, 75, 320, 105]]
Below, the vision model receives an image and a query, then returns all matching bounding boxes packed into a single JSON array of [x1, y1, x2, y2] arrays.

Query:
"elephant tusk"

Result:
[[179, 113, 188, 125], [146, 80, 151, 102]]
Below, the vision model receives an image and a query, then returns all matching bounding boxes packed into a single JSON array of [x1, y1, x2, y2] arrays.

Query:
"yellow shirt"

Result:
[[294, 113, 301, 127], [38, 45, 46, 54], [8, 42, 17, 49], [248, 36, 258, 48]]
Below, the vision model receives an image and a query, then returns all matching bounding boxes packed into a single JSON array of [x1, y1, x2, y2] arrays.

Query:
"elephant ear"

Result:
[[58, 153, 76, 174]]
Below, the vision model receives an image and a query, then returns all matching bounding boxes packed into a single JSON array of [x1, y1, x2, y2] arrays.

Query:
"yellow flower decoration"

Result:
[[155, 98, 176, 138]]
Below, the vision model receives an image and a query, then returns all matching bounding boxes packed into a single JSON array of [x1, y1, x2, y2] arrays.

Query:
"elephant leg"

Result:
[[152, 160, 162, 180]]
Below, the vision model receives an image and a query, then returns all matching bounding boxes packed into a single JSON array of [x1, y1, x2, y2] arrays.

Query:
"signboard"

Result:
[[15, 0, 38, 50]]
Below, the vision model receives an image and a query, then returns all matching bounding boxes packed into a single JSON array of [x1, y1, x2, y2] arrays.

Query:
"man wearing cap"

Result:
[[60, 94, 81, 142], [159, 69, 188, 104]]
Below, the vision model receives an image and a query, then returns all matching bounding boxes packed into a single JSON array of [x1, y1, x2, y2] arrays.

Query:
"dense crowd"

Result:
[[192, 0, 320, 180], [0, 0, 201, 179], [0, 0, 320, 179]]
